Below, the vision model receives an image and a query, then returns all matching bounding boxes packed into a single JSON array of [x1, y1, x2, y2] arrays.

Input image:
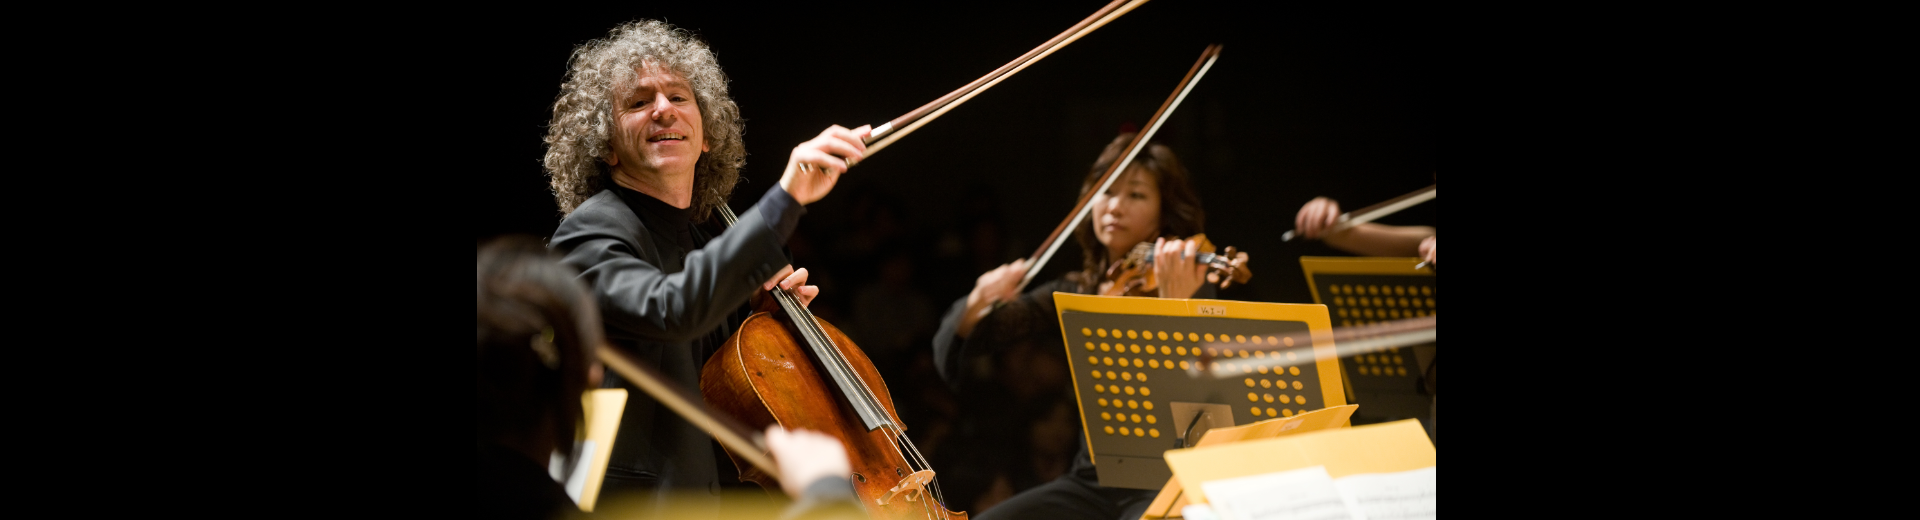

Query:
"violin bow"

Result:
[[1280, 184, 1437, 242], [1183, 315, 1436, 379], [1014, 43, 1225, 293], [596, 346, 781, 478], [859, 0, 1153, 158]]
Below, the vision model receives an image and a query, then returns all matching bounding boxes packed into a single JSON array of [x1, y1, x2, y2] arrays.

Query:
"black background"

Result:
[[470, 0, 1435, 309], [463, 1, 1436, 510]]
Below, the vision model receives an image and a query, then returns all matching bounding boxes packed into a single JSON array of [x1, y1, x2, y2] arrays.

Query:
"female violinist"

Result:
[[930, 133, 1235, 520]]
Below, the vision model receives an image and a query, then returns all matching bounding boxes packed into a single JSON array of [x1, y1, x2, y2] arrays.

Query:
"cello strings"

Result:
[[720, 204, 953, 511], [774, 287, 939, 505]]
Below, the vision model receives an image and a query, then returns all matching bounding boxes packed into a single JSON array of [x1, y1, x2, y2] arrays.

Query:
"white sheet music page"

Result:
[[547, 440, 600, 504], [1331, 467, 1435, 520], [1200, 465, 1358, 520]]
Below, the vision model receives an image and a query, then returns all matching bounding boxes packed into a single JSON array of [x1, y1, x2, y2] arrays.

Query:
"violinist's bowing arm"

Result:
[[956, 259, 1029, 338], [1295, 196, 1433, 257]]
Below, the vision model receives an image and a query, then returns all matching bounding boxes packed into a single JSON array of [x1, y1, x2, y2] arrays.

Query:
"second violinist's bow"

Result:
[[1280, 184, 1437, 242]]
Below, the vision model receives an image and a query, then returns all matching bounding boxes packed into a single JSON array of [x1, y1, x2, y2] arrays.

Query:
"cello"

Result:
[[703, 204, 962, 519], [696, 2, 1159, 517]]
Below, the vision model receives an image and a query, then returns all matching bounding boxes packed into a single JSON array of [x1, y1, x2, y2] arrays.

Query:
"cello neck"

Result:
[[715, 204, 896, 431]]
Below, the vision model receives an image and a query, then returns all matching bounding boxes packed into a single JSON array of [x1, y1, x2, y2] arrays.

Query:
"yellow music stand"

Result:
[[1053, 293, 1347, 490], [1299, 257, 1435, 430], [554, 388, 625, 512]]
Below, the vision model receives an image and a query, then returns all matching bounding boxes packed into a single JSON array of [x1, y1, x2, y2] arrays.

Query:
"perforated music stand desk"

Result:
[[1299, 257, 1435, 427], [1053, 293, 1347, 490]]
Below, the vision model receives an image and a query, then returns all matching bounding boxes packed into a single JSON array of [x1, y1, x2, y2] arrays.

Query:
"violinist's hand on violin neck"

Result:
[[1153, 237, 1209, 299], [779, 124, 872, 205]]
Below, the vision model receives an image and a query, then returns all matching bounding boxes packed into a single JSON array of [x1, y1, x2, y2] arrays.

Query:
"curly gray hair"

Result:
[[544, 20, 746, 220]]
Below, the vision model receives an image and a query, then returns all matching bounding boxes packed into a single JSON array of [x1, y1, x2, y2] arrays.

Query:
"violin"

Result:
[[1100, 234, 1252, 297], [1009, 44, 1227, 296], [690, 3, 1166, 517]]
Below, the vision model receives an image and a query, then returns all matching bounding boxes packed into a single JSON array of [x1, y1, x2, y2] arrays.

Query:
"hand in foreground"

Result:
[[1294, 196, 1343, 239], [763, 266, 819, 308], [1418, 236, 1436, 266], [765, 425, 852, 498], [780, 124, 872, 205], [1153, 237, 1209, 299]]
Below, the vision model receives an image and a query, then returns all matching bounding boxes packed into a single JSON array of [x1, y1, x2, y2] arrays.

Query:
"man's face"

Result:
[[606, 65, 707, 180]]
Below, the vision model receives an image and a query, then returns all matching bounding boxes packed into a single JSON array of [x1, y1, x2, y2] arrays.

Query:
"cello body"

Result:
[[702, 310, 967, 520]]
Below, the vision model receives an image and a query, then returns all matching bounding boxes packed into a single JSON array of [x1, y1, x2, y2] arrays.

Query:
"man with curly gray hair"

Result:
[[543, 20, 870, 515]]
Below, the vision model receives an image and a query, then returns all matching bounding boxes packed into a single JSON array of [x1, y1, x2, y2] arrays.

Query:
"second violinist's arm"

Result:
[[1324, 223, 1435, 258], [1297, 196, 1433, 257]]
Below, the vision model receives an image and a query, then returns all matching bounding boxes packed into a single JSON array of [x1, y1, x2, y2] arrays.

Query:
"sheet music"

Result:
[[1198, 465, 1436, 520], [548, 440, 600, 504], [1201, 465, 1357, 520], [1181, 504, 1224, 520], [1332, 467, 1435, 520]]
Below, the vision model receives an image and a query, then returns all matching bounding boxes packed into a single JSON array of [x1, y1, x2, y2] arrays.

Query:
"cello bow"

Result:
[[858, 0, 1154, 158]]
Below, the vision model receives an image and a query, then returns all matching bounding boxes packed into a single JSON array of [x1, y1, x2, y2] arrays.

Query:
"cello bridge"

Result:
[[875, 470, 938, 505]]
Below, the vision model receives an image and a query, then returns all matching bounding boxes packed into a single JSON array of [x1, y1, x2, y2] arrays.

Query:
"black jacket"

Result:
[[551, 185, 802, 513]]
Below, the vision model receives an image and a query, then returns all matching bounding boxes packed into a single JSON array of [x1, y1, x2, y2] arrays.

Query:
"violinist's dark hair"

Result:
[[1070, 133, 1206, 290], [477, 235, 602, 455]]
